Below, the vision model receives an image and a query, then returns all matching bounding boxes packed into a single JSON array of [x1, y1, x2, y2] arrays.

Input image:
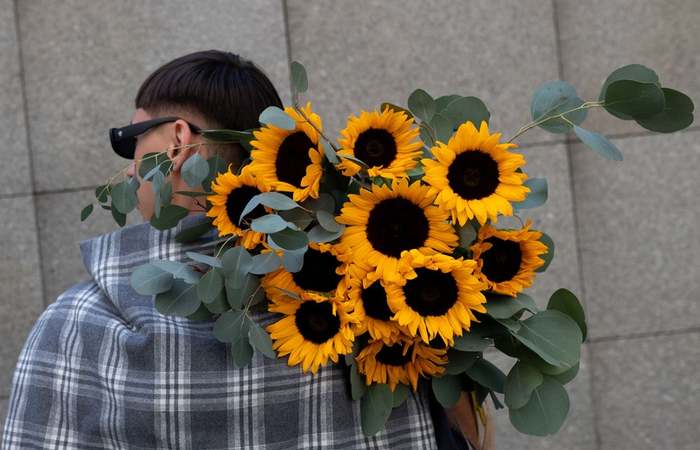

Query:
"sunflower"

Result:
[[206, 165, 270, 249], [346, 262, 409, 343], [421, 121, 529, 226], [386, 250, 487, 345], [336, 178, 458, 283], [470, 219, 548, 296], [355, 335, 446, 391], [266, 292, 356, 374], [262, 242, 350, 302], [248, 103, 324, 202], [337, 108, 423, 179]]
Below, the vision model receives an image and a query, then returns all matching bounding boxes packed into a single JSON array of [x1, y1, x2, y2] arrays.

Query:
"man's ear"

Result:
[[167, 119, 200, 173]]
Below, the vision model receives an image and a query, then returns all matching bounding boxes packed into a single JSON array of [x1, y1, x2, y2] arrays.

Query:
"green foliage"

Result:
[[547, 288, 587, 342], [291, 61, 308, 93], [408, 88, 436, 123], [508, 376, 570, 436], [530, 81, 587, 134], [573, 126, 623, 161], [181, 152, 209, 188], [259, 106, 296, 130], [361, 383, 394, 437], [150, 204, 190, 230], [535, 232, 554, 273], [512, 178, 548, 210], [635, 88, 694, 132], [155, 278, 201, 316], [432, 374, 462, 408]]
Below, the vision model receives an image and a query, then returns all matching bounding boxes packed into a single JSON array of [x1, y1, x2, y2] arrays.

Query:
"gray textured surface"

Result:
[[2, 0, 699, 446]]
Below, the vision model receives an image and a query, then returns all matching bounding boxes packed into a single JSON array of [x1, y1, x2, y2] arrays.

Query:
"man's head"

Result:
[[118, 50, 283, 220]]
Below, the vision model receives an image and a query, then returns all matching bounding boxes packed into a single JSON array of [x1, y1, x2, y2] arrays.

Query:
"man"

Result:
[[2, 50, 458, 449]]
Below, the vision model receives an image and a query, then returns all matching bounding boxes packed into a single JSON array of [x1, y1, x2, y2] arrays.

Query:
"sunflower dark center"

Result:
[[447, 150, 500, 200], [365, 197, 430, 258], [291, 248, 343, 292], [354, 128, 398, 167], [362, 281, 393, 321], [480, 237, 522, 283], [404, 268, 458, 316], [375, 343, 413, 366], [225, 185, 266, 225], [275, 131, 314, 186], [295, 300, 341, 344]]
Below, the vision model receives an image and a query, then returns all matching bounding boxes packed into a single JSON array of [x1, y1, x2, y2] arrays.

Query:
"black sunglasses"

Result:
[[109, 117, 201, 159]]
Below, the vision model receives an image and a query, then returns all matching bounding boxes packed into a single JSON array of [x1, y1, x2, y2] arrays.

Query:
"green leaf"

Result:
[[95, 184, 109, 203], [240, 192, 299, 221], [380, 102, 413, 120], [320, 137, 340, 164], [181, 152, 210, 188], [303, 193, 335, 215], [598, 64, 660, 108], [306, 224, 345, 243], [80, 204, 94, 221], [150, 205, 190, 230], [573, 126, 623, 161], [197, 269, 223, 304], [451, 332, 491, 352], [350, 362, 367, 400], [466, 358, 506, 393], [204, 289, 231, 314], [225, 273, 261, 309], [361, 383, 394, 437], [316, 210, 343, 233], [513, 310, 582, 370], [213, 310, 250, 343], [634, 88, 694, 133], [231, 336, 254, 368], [604, 80, 665, 117], [203, 155, 229, 190], [268, 228, 309, 251], [281, 247, 306, 273], [530, 81, 587, 134], [138, 152, 171, 179], [250, 214, 294, 234], [509, 376, 570, 436], [150, 260, 200, 284], [250, 251, 282, 275], [221, 246, 253, 289], [435, 94, 461, 112], [249, 323, 276, 358], [111, 205, 127, 227], [175, 219, 215, 244], [200, 129, 254, 143], [154, 278, 201, 316], [504, 361, 544, 409], [131, 263, 174, 295], [455, 221, 477, 248], [111, 180, 138, 214], [432, 374, 463, 408], [512, 178, 547, 210], [443, 96, 490, 129], [547, 288, 587, 342], [291, 61, 308, 93], [259, 106, 296, 130], [278, 207, 313, 230], [485, 293, 539, 319], [407, 88, 436, 123], [444, 349, 479, 375], [392, 384, 411, 407], [535, 232, 554, 273], [430, 112, 454, 144]]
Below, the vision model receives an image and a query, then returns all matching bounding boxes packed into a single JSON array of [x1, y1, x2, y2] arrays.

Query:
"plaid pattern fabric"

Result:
[[3, 217, 439, 449]]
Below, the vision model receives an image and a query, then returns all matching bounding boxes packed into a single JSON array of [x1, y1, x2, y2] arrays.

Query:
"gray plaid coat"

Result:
[[3, 217, 439, 449]]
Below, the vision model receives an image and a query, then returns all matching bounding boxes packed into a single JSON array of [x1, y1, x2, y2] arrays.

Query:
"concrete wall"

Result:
[[1, 1, 698, 448]]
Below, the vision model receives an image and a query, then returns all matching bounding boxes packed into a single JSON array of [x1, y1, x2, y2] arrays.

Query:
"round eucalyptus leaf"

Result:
[[111, 205, 127, 227], [573, 126, 623, 161], [535, 232, 554, 273], [407, 88, 436, 123], [131, 263, 174, 295], [291, 60, 308, 93], [250, 251, 282, 275], [392, 383, 411, 407], [316, 210, 343, 233], [150, 259, 200, 284], [278, 207, 313, 230], [251, 214, 294, 234], [203, 289, 230, 314], [549, 362, 580, 385], [231, 336, 254, 368], [634, 87, 695, 133], [197, 269, 223, 304], [181, 152, 210, 188], [444, 96, 490, 129], [504, 361, 544, 409], [451, 332, 491, 352], [514, 310, 582, 371], [509, 376, 570, 436], [259, 106, 296, 130], [248, 323, 276, 358], [350, 362, 367, 401], [432, 374, 462, 408], [186, 251, 220, 268], [455, 221, 477, 248], [465, 358, 506, 393], [530, 82, 587, 134], [221, 246, 253, 289], [512, 177, 548, 210], [361, 383, 394, 437], [598, 63, 660, 105], [95, 184, 109, 203], [154, 278, 201, 317], [225, 273, 261, 309], [485, 293, 538, 319], [547, 288, 587, 342], [320, 137, 340, 164], [268, 228, 309, 251], [604, 80, 665, 117], [306, 224, 345, 243], [281, 247, 306, 273], [434, 94, 461, 113], [444, 349, 479, 375], [430, 112, 454, 144], [111, 180, 138, 214], [150, 205, 190, 230], [213, 310, 250, 343]]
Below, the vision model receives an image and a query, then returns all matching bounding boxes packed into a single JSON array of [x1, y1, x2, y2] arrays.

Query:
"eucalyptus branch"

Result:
[[507, 101, 605, 143], [293, 102, 341, 153]]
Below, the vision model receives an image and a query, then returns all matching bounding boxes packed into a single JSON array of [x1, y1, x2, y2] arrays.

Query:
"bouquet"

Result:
[[82, 62, 693, 438]]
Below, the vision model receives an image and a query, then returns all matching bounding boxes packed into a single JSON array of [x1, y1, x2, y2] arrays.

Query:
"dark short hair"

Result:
[[135, 50, 283, 167]]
